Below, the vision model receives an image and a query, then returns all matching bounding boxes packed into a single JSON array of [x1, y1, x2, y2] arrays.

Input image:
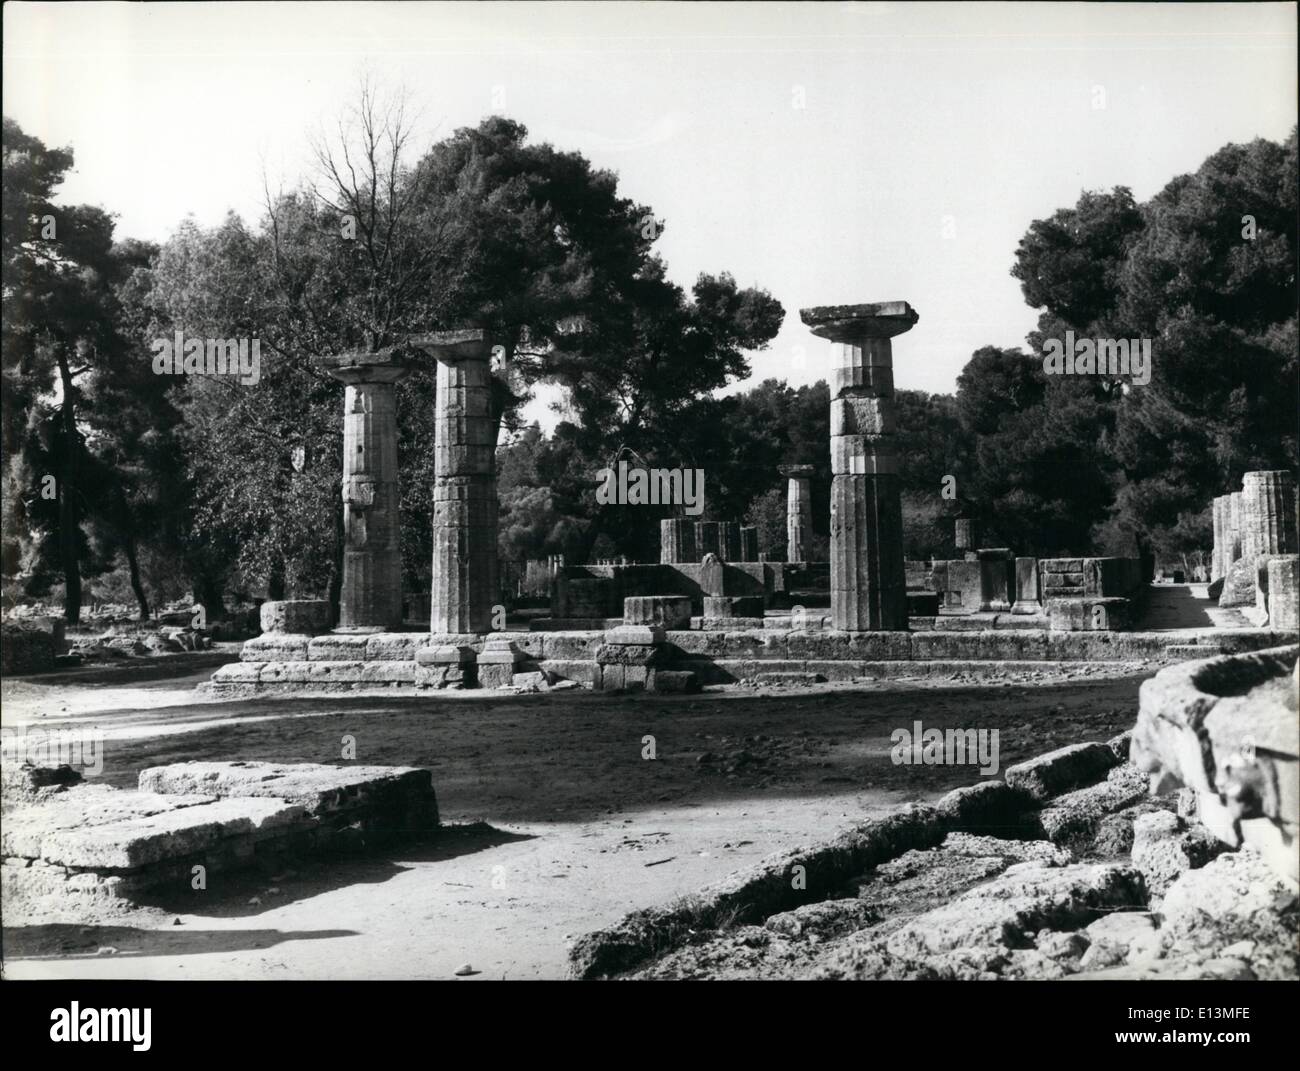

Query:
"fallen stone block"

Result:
[[623, 596, 692, 630], [40, 796, 306, 870], [650, 670, 700, 694], [239, 634, 310, 662], [1004, 742, 1119, 802], [1130, 810, 1226, 898], [1032, 763, 1151, 845], [260, 600, 331, 635]]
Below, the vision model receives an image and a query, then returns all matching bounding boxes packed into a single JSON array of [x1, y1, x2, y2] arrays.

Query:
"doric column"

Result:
[[954, 516, 979, 562], [780, 464, 814, 563], [1229, 491, 1243, 563], [694, 521, 721, 560], [411, 329, 499, 636], [720, 521, 742, 562], [802, 301, 918, 631], [740, 526, 759, 562], [317, 350, 415, 631], [660, 519, 697, 564], [1241, 471, 1298, 558], [1211, 494, 1230, 581]]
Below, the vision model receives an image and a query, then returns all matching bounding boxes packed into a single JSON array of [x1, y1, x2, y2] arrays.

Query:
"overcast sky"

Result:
[[4, 1, 1296, 429]]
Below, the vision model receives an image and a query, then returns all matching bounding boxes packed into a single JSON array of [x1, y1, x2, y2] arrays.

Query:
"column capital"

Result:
[[409, 327, 494, 362], [316, 349, 417, 385], [799, 301, 918, 343], [780, 463, 815, 479]]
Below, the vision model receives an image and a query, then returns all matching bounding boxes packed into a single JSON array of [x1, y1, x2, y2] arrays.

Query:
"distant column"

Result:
[[954, 517, 979, 562], [695, 521, 721, 560], [1211, 495, 1230, 581], [720, 521, 742, 562], [780, 464, 814, 563], [317, 350, 415, 630], [660, 519, 697, 564], [740, 526, 759, 562], [802, 301, 918, 631]]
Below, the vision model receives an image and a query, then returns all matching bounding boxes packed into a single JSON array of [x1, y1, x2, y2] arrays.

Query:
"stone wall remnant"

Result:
[[659, 519, 697, 564]]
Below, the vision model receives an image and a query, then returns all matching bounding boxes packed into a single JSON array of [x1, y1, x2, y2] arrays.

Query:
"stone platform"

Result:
[[1, 761, 438, 907], [201, 624, 1289, 697]]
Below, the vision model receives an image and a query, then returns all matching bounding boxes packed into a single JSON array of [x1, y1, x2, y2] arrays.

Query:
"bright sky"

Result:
[[4, 1, 1296, 429]]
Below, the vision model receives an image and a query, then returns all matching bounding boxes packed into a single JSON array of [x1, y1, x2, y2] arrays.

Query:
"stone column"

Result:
[[694, 521, 721, 560], [660, 518, 697, 564], [1241, 471, 1298, 558], [802, 301, 918, 631], [780, 464, 814, 563], [1211, 495, 1230, 581], [412, 329, 499, 636], [954, 517, 979, 562], [740, 526, 759, 562], [977, 548, 1015, 612], [317, 351, 415, 631], [720, 521, 742, 562], [1228, 491, 1243, 563], [1011, 557, 1042, 615]]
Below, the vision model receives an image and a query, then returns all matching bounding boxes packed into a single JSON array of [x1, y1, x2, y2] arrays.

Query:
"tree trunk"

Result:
[[55, 348, 81, 624]]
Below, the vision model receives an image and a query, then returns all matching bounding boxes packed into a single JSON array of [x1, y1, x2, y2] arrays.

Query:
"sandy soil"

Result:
[[2, 665, 1150, 980]]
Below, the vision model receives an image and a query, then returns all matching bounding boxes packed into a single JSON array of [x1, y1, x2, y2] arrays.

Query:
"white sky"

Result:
[[4, 1, 1296, 429]]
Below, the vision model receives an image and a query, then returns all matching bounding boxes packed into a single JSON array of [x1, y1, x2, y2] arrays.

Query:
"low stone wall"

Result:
[[206, 625, 1286, 697]]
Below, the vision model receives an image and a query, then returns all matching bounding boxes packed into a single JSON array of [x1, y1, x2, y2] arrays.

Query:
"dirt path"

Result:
[[2, 668, 1151, 980]]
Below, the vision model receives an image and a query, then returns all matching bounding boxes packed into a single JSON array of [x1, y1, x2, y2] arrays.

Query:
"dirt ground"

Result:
[[1, 662, 1151, 980]]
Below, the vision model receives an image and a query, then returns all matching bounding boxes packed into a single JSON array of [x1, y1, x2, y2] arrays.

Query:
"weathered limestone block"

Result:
[[1266, 554, 1299, 630], [1046, 596, 1132, 631], [240, 634, 311, 662], [659, 519, 697, 564], [365, 633, 424, 661], [702, 596, 764, 620], [307, 634, 372, 661], [359, 661, 418, 684], [1003, 742, 1118, 802], [624, 596, 692, 630], [259, 600, 331, 636], [595, 644, 664, 666], [1011, 557, 1042, 615], [605, 625, 666, 645], [541, 632, 604, 660], [1129, 810, 1225, 898], [40, 796, 306, 870], [1132, 644, 1298, 883], [477, 634, 525, 688], [210, 662, 261, 684], [976, 548, 1014, 612]]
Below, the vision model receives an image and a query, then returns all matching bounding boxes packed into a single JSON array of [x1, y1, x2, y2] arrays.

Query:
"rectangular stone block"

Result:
[[604, 625, 666, 645], [624, 596, 692, 630], [541, 632, 604, 659], [1042, 558, 1083, 573], [600, 664, 626, 690], [362, 633, 423, 661], [40, 797, 307, 870], [307, 634, 373, 661], [240, 634, 310, 662], [830, 395, 894, 436], [539, 659, 601, 688], [831, 434, 899, 476], [360, 661, 418, 683], [1046, 597, 1133, 631]]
